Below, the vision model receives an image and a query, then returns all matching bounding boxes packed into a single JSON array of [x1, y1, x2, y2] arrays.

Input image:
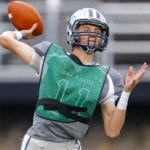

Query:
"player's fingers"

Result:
[[136, 62, 148, 78], [138, 62, 147, 73], [127, 66, 134, 77], [132, 63, 148, 85], [30, 23, 38, 32], [141, 62, 148, 72]]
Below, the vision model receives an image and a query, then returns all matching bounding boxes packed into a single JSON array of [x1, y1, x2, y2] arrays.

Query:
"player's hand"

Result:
[[124, 62, 148, 92], [21, 23, 38, 39]]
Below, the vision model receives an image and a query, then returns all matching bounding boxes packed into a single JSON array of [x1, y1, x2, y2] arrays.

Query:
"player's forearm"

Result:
[[0, 31, 33, 64], [103, 91, 130, 138], [104, 108, 126, 138]]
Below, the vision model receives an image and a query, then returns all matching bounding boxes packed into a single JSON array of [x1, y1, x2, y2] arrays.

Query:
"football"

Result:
[[7, 1, 44, 36]]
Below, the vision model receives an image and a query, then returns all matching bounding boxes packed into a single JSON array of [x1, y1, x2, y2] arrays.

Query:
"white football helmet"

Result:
[[67, 8, 109, 53]]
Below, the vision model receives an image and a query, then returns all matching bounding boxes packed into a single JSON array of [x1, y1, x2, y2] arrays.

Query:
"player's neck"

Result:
[[73, 47, 94, 64]]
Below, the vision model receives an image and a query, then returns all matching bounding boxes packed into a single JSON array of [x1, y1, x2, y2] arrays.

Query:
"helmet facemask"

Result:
[[67, 8, 109, 53], [71, 29, 107, 53]]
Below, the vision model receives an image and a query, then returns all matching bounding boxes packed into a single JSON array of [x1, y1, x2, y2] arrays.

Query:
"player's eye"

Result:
[[81, 28, 90, 32], [95, 30, 101, 34]]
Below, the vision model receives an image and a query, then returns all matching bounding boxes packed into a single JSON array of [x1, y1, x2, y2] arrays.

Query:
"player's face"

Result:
[[77, 24, 102, 47]]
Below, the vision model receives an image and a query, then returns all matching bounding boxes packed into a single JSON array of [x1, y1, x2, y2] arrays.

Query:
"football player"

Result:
[[0, 8, 147, 150]]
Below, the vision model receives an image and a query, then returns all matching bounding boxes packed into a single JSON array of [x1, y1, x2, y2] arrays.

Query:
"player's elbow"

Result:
[[0, 35, 6, 46], [0, 37, 7, 50], [0, 32, 11, 47], [105, 130, 120, 138], [0, 31, 15, 49]]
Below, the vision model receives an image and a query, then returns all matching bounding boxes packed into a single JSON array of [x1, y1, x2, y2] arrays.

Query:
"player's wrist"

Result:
[[13, 31, 24, 40], [117, 91, 130, 110]]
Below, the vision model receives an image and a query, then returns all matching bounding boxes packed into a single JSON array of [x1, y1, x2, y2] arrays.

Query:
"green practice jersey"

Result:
[[36, 44, 109, 124]]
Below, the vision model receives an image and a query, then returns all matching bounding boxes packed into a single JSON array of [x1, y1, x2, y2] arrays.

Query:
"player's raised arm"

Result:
[[0, 24, 37, 64], [101, 63, 148, 138], [0, 0, 44, 65]]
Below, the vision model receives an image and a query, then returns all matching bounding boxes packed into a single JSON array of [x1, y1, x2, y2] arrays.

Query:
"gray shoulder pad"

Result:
[[32, 41, 52, 56], [101, 67, 124, 100], [108, 67, 124, 97]]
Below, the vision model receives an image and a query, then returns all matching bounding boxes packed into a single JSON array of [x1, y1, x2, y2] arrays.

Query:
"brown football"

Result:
[[7, 1, 44, 36]]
